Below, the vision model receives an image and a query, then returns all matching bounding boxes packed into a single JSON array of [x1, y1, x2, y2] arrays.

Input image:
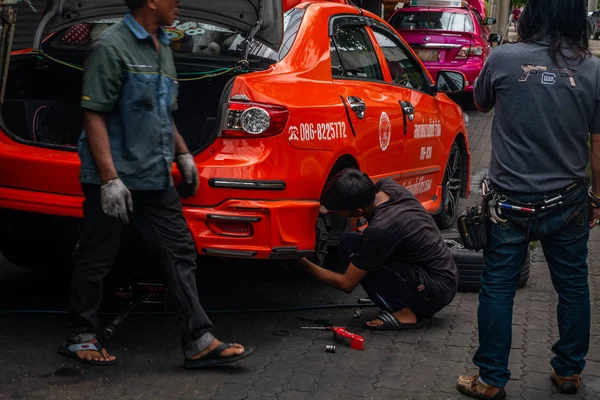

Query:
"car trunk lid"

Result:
[[408, 0, 486, 16], [400, 29, 473, 66], [33, 0, 284, 51]]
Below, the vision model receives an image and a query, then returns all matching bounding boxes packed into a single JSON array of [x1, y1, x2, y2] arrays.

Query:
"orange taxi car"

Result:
[[0, 0, 470, 268]]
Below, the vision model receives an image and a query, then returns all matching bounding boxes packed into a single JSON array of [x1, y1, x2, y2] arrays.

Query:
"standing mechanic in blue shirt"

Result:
[[58, 0, 253, 369], [457, 0, 600, 398]]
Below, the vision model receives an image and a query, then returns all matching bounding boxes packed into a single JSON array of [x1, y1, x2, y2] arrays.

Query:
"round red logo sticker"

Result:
[[379, 112, 391, 151]]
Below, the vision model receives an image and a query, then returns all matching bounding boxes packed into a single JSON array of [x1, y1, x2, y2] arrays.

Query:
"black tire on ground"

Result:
[[434, 142, 465, 230], [443, 234, 531, 293]]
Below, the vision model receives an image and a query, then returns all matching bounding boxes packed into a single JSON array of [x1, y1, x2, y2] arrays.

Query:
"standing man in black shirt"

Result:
[[296, 169, 458, 329]]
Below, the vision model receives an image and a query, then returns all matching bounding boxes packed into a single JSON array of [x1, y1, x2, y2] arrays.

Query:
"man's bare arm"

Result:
[[173, 120, 190, 155], [296, 258, 368, 294], [84, 110, 118, 183]]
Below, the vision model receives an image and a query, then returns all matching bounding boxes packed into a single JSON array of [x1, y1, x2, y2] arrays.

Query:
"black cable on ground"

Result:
[[0, 302, 377, 316]]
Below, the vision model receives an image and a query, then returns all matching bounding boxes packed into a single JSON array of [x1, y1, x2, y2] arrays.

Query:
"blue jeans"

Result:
[[473, 182, 591, 388]]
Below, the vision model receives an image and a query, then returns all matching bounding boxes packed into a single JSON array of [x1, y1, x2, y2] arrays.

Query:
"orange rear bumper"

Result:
[[185, 198, 319, 259], [0, 186, 320, 259]]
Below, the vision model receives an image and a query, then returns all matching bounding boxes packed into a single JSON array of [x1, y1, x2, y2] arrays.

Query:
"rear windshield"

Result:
[[46, 8, 304, 63], [389, 10, 474, 32]]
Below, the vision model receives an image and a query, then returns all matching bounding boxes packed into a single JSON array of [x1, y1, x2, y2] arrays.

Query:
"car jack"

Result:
[[103, 282, 169, 339]]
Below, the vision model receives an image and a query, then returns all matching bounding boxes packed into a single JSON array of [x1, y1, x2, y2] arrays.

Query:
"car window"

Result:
[[330, 38, 344, 77], [48, 8, 305, 64], [330, 26, 383, 81], [389, 11, 474, 33], [372, 30, 427, 91], [269, 7, 305, 61]]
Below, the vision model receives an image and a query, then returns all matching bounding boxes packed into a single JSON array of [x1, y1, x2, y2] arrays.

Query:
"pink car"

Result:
[[388, 0, 501, 93]]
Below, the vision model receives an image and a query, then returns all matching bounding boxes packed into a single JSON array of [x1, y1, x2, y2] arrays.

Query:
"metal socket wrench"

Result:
[[325, 345, 336, 353]]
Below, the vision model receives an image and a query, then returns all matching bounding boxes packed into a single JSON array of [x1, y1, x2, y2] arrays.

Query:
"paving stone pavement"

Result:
[[0, 109, 599, 399]]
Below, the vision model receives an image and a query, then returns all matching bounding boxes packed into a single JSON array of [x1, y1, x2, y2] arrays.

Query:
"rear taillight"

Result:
[[455, 46, 483, 59], [221, 100, 289, 138]]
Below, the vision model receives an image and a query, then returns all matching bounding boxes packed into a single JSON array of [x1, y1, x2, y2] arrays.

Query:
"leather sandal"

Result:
[[456, 374, 506, 400], [551, 368, 581, 394]]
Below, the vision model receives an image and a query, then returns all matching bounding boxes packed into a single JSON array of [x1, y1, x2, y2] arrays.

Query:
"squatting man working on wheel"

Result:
[[295, 168, 459, 330], [58, 0, 252, 369]]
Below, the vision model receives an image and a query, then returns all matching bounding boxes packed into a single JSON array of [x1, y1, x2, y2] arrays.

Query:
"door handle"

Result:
[[347, 96, 366, 119], [400, 101, 415, 121], [399, 100, 414, 136]]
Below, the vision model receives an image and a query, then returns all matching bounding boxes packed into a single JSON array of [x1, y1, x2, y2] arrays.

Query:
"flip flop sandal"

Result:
[[58, 341, 118, 366], [365, 310, 423, 331], [183, 343, 254, 370]]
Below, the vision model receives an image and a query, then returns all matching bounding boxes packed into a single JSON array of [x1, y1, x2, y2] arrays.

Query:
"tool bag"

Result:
[[456, 178, 491, 251]]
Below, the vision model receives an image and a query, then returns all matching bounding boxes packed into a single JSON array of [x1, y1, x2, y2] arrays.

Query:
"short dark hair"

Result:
[[518, 0, 591, 66], [125, 0, 146, 12], [321, 169, 375, 212]]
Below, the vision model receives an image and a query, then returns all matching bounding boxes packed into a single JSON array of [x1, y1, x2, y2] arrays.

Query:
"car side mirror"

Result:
[[484, 17, 497, 25], [435, 70, 466, 94], [488, 33, 502, 44]]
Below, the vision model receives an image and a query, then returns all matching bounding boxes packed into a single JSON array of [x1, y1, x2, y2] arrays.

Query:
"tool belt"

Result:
[[456, 178, 586, 251], [491, 179, 585, 212]]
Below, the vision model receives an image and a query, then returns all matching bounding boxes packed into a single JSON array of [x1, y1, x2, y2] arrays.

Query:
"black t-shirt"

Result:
[[351, 179, 458, 299]]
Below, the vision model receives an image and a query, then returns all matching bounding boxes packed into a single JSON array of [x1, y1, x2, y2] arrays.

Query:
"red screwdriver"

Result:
[[300, 326, 365, 350]]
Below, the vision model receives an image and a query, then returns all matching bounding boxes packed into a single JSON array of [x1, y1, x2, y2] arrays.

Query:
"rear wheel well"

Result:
[[311, 155, 359, 267], [325, 155, 360, 181], [321, 155, 360, 201]]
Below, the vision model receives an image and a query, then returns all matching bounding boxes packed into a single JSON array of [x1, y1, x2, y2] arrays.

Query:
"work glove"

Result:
[[101, 178, 133, 224], [176, 152, 199, 198]]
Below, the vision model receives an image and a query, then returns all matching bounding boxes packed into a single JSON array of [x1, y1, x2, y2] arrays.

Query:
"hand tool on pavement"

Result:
[[300, 325, 365, 350], [104, 282, 167, 338], [295, 316, 332, 326], [297, 316, 365, 350], [104, 287, 152, 338]]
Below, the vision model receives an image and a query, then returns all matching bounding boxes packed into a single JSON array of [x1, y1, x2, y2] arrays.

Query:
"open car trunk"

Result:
[[2, 51, 236, 154], [0, 0, 285, 153], [1, 14, 282, 153]]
